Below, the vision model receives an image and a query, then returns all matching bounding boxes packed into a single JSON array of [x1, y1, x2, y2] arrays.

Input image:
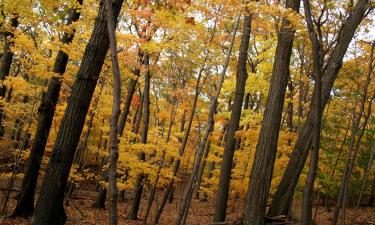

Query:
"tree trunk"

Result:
[[301, 1, 322, 223], [213, 11, 251, 223], [11, 2, 83, 218], [105, 0, 122, 222], [242, 1, 300, 224], [30, 1, 125, 224], [268, 0, 370, 216], [128, 54, 151, 220]]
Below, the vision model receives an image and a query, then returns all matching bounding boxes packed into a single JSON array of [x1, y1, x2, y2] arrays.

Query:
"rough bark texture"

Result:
[[268, 0, 370, 216], [30, 1, 124, 224], [242, 1, 300, 224], [128, 55, 151, 220], [214, 12, 251, 223], [11, 2, 83, 218]]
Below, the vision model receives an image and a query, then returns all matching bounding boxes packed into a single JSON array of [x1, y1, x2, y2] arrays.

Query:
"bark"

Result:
[[105, 0, 122, 222], [128, 55, 151, 220], [74, 80, 104, 169], [92, 187, 107, 209], [242, 1, 300, 224], [301, 0, 323, 223], [30, 1, 124, 224], [268, 0, 370, 216], [11, 2, 83, 218], [213, 11, 251, 223]]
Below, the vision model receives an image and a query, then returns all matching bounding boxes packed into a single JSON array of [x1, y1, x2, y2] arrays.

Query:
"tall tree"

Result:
[[128, 54, 151, 220], [30, 0, 125, 224], [268, 0, 371, 216], [213, 7, 251, 223], [301, 0, 322, 224], [11, 0, 83, 217], [242, 1, 300, 224], [105, 0, 122, 223]]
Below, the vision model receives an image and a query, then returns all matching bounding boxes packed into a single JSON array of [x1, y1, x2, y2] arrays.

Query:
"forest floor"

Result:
[[0, 180, 375, 225]]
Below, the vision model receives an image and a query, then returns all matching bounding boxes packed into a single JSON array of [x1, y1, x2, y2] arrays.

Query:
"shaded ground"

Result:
[[1, 180, 374, 225]]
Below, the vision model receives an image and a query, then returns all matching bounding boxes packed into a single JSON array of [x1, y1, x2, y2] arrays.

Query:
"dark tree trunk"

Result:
[[301, 0, 323, 223], [0, 15, 18, 136], [213, 11, 251, 223], [92, 187, 107, 209], [242, 1, 300, 224], [30, 1, 125, 224], [128, 55, 151, 220], [105, 0, 123, 222], [268, 0, 370, 216], [11, 2, 83, 218]]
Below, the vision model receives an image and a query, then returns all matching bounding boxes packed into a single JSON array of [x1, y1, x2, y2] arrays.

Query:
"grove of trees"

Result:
[[0, 0, 374, 225]]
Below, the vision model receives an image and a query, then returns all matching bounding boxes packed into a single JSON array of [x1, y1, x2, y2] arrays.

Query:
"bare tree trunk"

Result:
[[268, 0, 370, 216], [105, 0, 122, 223], [242, 1, 300, 224], [30, 1, 125, 224], [128, 54, 151, 220], [301, 0, 323, 224], [11, 2, 83, 218], [213, 10, 251, 223]]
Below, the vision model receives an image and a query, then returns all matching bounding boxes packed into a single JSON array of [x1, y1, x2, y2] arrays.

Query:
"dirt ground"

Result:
[[0, 180, 374, 225]]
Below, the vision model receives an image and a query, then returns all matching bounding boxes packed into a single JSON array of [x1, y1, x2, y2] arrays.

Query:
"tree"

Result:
[[268, 0, 372, 216], [105, 0, 122, 223], [242, 0, 300, 224], [300, 0, 323, 223], [11, 1, 84, 217], [128, 54, 151, 220], [30, 0, 125, 224], [213, 6, 251, 222]]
